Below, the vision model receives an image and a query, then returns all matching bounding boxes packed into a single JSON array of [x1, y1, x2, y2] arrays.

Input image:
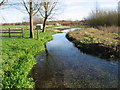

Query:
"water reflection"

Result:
[[30, 28, 119, 88]]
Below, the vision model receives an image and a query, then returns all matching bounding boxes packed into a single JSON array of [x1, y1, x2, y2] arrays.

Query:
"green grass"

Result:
[[0, 25, 30, 29], [70, 26, 85, 28], [46, 26, 60, 29], [0, 25, 85, 30], [1, 29, 56, 88]]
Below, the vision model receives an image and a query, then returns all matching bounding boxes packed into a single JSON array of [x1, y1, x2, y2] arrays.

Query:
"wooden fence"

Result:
[[0, 28, 24, 37]]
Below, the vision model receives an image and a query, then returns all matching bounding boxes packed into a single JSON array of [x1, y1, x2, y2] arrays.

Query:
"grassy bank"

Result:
[[1, 30, 56, 88], [66, 28, 120, 60]]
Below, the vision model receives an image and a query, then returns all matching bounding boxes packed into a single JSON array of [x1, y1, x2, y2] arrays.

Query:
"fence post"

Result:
[[9, 28, 11, 37], [37, 29, 39, 39], [22, 28, 24, 38]]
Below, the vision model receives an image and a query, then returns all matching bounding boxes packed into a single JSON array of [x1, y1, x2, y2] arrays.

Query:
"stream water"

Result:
[[30, 28, 120, 88]]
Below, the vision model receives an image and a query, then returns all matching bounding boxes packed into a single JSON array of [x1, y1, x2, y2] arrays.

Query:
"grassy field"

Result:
[[0, 25, 85, 88], [66, 28, 120, 60], [70, 25, 85, 28], [0, 25, 30, 29], [1, 26, 56, 88], [0, 25, 85, 29]]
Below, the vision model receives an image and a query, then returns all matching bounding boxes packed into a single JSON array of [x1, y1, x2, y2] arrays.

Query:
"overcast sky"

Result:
[[0, 0, 119, 23]]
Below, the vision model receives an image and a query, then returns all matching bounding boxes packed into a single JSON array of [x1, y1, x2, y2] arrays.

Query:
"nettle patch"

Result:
[[2, 30, 56, 88]]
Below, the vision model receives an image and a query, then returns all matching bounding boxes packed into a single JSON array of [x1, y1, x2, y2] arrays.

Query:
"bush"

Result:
[[85, 9, 118, 27]]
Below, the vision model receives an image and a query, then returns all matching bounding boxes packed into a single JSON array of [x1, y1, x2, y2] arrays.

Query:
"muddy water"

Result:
[[30, 28, 120, 88]]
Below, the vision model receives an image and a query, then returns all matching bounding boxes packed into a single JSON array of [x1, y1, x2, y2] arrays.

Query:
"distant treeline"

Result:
[[46, 20, 87, 26], [2, 20, 87, 26], [86, 9, 119, 27]]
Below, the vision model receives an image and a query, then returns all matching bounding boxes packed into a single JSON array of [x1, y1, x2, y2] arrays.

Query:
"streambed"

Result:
[[30, 28, 119, 88]]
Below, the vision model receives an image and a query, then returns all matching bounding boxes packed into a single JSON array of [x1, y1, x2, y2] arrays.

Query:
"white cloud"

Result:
[[64, 0, 119, 3], [69, 6, 82, 10], [0, 0, 119, 23], [100, 4, 118, 8], [54, 8, 88, 21], [0, 9, 26, 23]]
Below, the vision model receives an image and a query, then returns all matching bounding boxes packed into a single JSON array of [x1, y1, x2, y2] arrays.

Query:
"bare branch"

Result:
[[33, 3, 42, 16], [0, 0, 9, 6], [39, 0, 59, 32], [33, 6, 41, 16], [22, 0, 30, 14], [48, 2, 57, 16], [39, 11, 45, 18]]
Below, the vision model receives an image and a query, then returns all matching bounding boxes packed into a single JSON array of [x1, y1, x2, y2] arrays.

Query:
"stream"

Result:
[[30, 28, 120, 88]]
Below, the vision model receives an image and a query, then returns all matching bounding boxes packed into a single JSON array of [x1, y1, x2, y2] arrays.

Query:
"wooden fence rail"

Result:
[[0, 28, 24, 37]]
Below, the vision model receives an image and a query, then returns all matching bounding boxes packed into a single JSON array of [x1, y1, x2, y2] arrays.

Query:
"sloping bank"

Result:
[[2, 31, 56, 88], [66, 28, 120, 60]]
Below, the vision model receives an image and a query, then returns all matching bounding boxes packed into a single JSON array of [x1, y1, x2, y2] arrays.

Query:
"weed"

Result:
[[1, 29, 56, 88]]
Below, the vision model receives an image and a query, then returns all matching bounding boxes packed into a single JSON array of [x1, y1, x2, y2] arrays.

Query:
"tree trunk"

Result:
[[42, 17, 47, 32], [30, 14, 34, 38], [29, 1, 34, 38]]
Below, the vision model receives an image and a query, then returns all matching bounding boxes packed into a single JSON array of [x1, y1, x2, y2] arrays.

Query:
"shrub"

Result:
[[85, 9, 118, 27]]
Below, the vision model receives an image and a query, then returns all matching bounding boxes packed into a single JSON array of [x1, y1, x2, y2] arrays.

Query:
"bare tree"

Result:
[[39, 0, 58, 32], [0, 0, 8, 6], [22, 0, 41, 38]]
